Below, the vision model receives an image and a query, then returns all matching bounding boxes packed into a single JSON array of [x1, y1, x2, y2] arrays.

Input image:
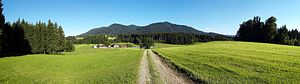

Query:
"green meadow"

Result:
[[2, 41, 300, 83], [153, 42, 202, 49], [0, 44, 143, 84], [154, 41, 300, 83]]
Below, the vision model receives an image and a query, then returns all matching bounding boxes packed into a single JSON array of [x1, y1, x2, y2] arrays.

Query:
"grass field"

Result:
[[0, 44, 143, 84], [153, 42, 202, 49], [154, 41, 300, 83]]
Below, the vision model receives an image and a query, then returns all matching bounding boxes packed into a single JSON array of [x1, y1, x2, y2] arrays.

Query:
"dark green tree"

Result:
[[235, 17, 264, 42], [252, 16, 264, 42], [2, 19, 31, 54], [116, 33, 229, 45], [235, 21, 249, 41], [236, 16, 279, 43], [37, 21, 47, 53], [0, 0, 4, 52], [235, 16, 300, 46], [273, 25, 289, 44], [65, 40, 75, 52], [57, 26, 65, 52], [31, 22, 41, 53], [132, 38, 141, 45], [263, 16, 277, 42], [45, 20, 57, 53], [140, 38, 154, 49], [288, 29, 298, 39], [1, 18, 72, 55]]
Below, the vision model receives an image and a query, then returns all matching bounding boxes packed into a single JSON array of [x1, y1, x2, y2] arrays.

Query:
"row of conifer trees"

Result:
[[0, 0, 74, 55], [1, 19, 74, 55]]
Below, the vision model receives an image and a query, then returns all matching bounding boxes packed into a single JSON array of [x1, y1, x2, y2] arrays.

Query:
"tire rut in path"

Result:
[[137, 50, 151, 84], [138, 49, 194, 84]]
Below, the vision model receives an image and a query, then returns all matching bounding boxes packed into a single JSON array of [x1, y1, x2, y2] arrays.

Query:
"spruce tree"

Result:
[[46, 20, 56, 53], [37, 22, 46, 53], [58, 26, 65, 52], [1, 17, 70, 54], [273, 25, 289, 44], [65, 40, 74, 52], [0, 0, 4, 52], [31, 22, 41, 53], [53, 22, 60, 52], [40, 22, 48, 53]]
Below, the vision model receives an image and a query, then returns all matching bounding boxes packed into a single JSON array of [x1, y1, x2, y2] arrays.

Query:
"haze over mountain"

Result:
[[79, 22, 222, 36]]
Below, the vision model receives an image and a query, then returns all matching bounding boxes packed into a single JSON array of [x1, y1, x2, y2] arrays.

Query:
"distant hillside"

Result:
[[80, 24, 139, 36], [137, 22, 205, 34], [79, 22, 221, 36]]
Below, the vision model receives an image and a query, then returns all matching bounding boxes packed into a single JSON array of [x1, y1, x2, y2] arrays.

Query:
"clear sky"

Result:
[[3, 0, 300, 36]]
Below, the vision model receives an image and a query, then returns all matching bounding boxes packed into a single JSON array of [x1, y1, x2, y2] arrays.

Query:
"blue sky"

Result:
[[3, 0, 300, 36]]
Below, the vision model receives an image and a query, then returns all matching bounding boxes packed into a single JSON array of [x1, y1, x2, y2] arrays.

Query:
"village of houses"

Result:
[[92, 43, 133, 48], [88, 35, 139, 49]]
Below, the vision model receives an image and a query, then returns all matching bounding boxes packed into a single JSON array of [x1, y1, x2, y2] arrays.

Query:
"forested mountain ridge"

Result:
[[80, 23, 139, 36], [79, 22, 222, 36], [137, 22, 205, 34]]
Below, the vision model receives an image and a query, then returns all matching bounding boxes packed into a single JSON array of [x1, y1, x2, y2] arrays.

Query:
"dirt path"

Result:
[[138, 49, 194, 84], [137, 50, 151, 84]]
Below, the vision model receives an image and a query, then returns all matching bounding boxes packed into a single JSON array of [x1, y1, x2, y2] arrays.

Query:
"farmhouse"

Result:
[[92, 46, 98, 48], [92, 44, 109, 48], [112, 44, 120, 48]]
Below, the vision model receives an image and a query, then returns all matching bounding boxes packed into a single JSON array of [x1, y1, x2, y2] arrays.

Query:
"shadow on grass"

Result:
[[0, 52, 65, 58], [0, 52, 28, 58]]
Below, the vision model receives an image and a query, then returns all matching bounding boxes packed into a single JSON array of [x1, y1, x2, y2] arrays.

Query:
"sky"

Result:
[[3, 0, 300, 36]]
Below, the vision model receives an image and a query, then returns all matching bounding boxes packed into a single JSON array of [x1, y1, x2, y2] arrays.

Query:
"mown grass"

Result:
[[154, 41, 300, 83], [0, 44, 143, 84]]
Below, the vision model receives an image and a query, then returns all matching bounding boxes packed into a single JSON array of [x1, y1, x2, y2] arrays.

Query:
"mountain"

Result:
[[80, 24, 139, 36], [137, 22, 205, 34], [79, 22, 221, 36]]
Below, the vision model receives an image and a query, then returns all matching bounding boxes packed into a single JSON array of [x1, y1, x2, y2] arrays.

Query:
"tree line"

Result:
[[66, 35, 111, 45], [0, 0, 74, 56], [0, 19, 75, 56], [117, 33, 231, 45], [235, 16, 300, 46], [67, 33, 230, 46]]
